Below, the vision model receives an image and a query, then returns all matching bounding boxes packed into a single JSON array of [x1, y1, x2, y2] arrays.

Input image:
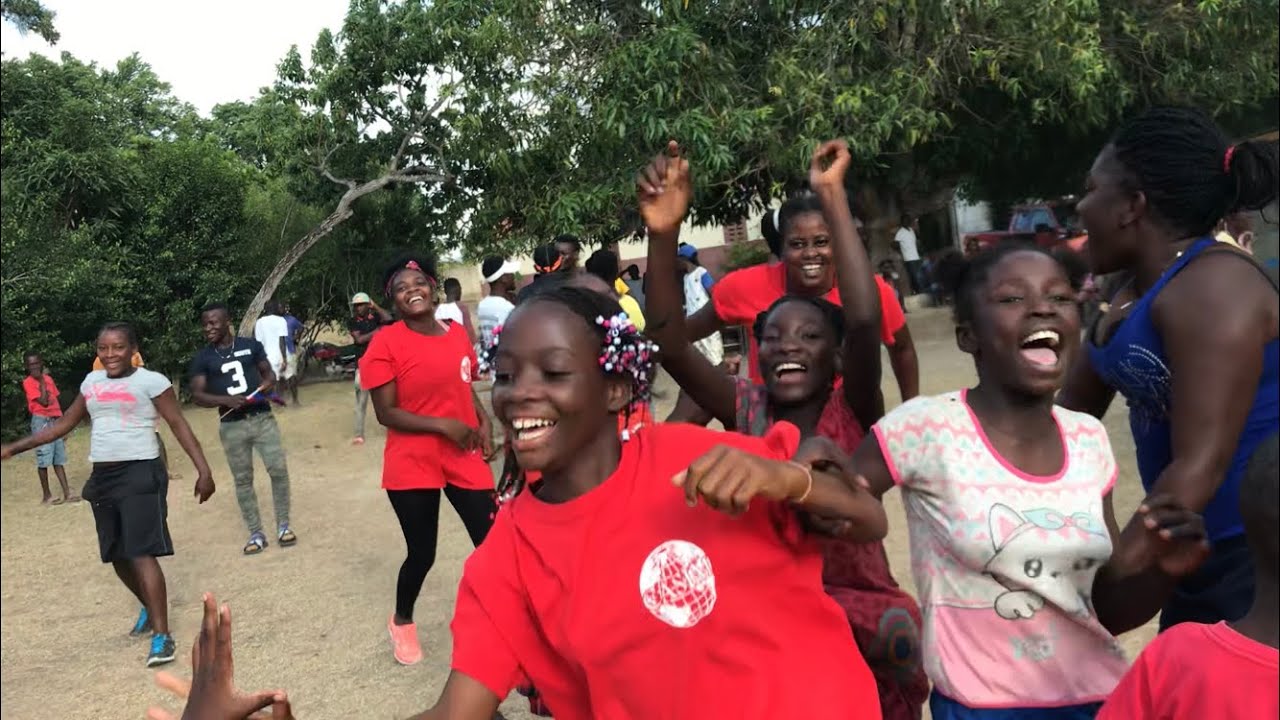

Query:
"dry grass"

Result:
[[0, 307, 1156, 719]]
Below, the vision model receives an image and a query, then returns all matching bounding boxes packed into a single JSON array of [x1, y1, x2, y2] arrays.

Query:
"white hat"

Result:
[[482, 258, 521, 284], [351, 292, 372, 305]]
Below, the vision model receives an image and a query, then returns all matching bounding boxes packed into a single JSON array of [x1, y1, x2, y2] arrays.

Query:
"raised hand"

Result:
[[672, 445, 809, 515], [636, 140, 692, 235], [146, 593, 293, 720], [809, 139, 852, 192]]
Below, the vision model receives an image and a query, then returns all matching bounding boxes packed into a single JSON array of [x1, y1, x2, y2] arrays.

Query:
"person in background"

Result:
[[477, 256, 519, 354], [1059, 106, 1279, 630], [554, 233, 583, 272], [687, 194, 920, 402], [349, 291, 392, 446], [676, 243, 724, 368], [92, 349, 175, 479], [253, 301, 291, 406], [281, 304, 303, 405], [895, 214, 923, 296], [619, 263, 646, 309], [878, 258, 906, 312], [584, 248, 646, 331], [21, 351, 77, 504], [189, 303, 298, 556], [435, 278, 478, 347], [2, 322, 215, 669], [362, 254, 496, 666], [1098, 431, 1279, 720]]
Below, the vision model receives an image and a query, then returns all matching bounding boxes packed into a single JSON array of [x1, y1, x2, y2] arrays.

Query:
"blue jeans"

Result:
[[930, 692, 1101, 720], [31, 416, 67, 468]]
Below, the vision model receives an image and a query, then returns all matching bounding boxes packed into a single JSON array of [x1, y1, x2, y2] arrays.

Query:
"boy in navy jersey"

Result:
[[188, 303, 297, 555]]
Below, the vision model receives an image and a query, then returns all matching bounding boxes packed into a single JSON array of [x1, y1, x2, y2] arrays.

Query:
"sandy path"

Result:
[[0, 307, 1156, 719]]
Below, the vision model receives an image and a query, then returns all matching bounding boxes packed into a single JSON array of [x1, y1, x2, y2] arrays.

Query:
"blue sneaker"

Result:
[[129, 607, 151, 637], [147, 633, 176, 667]]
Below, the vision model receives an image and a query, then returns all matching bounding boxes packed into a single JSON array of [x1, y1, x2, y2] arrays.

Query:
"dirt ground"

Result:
[[0, 307, 1157, 719]]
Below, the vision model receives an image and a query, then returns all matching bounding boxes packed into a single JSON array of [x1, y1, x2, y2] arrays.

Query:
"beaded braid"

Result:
[[480, 286, 658, 507]]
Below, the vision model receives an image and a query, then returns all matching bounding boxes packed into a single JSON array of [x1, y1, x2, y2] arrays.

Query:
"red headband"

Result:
[[1223, 145, 1236, 174], [385, 260, 436, 297]]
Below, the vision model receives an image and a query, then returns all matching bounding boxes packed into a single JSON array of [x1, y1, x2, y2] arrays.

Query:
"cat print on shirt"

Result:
[[983, 504, 1110, 621]]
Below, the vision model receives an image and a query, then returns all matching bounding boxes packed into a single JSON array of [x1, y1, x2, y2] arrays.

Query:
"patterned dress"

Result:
[[733, 378, 929, 720]]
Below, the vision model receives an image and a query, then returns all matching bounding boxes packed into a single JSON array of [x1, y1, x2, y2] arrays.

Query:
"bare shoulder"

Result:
[[1159, 248, 1277, 326]]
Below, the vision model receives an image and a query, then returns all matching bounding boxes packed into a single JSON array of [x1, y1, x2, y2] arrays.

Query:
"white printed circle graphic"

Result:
[[638, 539, 717, 629], [460, 356, 472, 383]]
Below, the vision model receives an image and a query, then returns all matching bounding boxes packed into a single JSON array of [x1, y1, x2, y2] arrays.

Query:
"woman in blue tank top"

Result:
[[1060, 106, 1279, 629]]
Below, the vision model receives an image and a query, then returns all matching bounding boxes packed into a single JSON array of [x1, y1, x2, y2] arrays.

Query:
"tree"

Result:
[[1, 0, 58, 43], [225, 0, 480, 335], [426, 0, 1278, 251]]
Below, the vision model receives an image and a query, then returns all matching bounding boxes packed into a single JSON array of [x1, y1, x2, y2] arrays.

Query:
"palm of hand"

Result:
[[640, 186, 689, 233]]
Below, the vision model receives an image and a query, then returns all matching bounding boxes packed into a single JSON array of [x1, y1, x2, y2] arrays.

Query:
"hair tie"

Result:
[[385, 260, 435, 297], [535, 255, 565, 274], [1223, 145, 1237, 174]]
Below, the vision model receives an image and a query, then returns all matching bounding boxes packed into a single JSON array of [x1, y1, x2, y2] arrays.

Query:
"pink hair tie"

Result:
[[1223, 145, 1237, 174]]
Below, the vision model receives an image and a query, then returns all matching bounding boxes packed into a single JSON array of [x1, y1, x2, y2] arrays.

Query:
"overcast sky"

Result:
[[1, 0, 349, 114]]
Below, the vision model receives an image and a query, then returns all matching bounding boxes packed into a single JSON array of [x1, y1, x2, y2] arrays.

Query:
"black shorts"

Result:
[[81, 458, 173, 564]]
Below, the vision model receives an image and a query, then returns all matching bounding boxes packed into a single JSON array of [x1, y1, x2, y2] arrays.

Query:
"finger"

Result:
[[216, 602, 235, 681], [271, 695, 295, 720], [196, 592, 218, 671], [727, 476, 756, 515], [635, 169, 658, 196], [681, 445, 727, 507], [1141, 506, 1201, 531], [665, 139, 680, 158], [644, 160, 666, 192], [154, 670, 192, 700], [146, 708, 178, 720], [694, 451, 741, 510], [1156, 521, 1209, 542], [1136, 492, 1183, 515], [232, 690, 280, 717]]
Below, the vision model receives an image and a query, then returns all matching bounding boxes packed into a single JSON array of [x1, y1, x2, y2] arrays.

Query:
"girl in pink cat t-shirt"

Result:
[[853, 245, 1212, 719]]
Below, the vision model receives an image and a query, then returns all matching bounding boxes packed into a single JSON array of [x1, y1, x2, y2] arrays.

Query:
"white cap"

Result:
[[351, 292, 372, 305], [483, 259, 521, 284]]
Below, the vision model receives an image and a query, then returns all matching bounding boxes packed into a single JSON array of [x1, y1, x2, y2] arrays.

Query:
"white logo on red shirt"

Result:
[[639, 539, 717, 629], [460, 356, 472, 383]]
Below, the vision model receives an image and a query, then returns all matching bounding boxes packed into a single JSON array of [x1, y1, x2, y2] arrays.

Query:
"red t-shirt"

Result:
[[1098, 622, 1278, 720], [711, 263, 907, 384], [23, 375, 62, 418], [359, 320, 491, 491], [451, 422, 880, 720]]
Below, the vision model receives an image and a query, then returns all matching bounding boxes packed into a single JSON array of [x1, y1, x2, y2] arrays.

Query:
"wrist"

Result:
[[785, 461, 815, 504], [812, 184, 847, 201]]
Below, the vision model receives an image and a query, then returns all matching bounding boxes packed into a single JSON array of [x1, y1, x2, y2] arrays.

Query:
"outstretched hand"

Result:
[[636, 140, 692, 235], [146, 593, 294, 720], [809, 139, 852, 192]]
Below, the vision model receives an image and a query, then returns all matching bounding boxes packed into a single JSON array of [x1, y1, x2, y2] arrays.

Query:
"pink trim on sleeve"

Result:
[[871, 424, 906, 486]]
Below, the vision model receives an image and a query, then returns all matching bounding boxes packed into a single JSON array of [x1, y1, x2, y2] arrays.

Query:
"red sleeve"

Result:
[[875, 276, 906, 346], [1097, 635, 1164, 720], [449, 524, 524, 699], [711, 265, 765, 326], [358, 327, 397, 390]]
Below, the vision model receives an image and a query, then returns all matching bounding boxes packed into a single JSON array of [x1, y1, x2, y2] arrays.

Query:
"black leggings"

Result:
[[387, 487, 495, 621]]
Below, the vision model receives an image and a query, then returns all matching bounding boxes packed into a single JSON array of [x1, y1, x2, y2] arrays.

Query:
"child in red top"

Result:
[[1097, 431, 1279, 720], [684, 191, 918, 402], [642, 140, 927, 719], [21, 351, 77, 504], [359, 253, 497, 667], [150, 283, 888, 720]]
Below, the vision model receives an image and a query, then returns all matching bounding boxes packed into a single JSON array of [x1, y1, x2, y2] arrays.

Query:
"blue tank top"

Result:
[[1087, 237, 1280, 542]]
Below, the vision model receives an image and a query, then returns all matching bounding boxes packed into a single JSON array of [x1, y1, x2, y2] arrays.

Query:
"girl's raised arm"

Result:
[[0, 395, 89, 460], [639, 141, 738, 427]]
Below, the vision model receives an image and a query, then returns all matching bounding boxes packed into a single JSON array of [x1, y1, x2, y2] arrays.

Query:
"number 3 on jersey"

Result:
[[221, 360, 248, 395]]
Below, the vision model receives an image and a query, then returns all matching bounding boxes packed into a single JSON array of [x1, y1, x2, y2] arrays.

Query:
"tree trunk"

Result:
[[236, 175, 396, 336]]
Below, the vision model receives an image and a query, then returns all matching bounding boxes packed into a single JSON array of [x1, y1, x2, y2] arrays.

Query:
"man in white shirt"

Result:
[[476, 256, 519, 354], [253, 301, 292, 391], [676, 243, 724, 366], [895, 214, 923, 296]]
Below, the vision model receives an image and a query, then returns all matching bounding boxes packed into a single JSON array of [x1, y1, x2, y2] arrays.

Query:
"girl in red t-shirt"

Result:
[[642, 140, 929, 719], [359, 254, 498, 667]]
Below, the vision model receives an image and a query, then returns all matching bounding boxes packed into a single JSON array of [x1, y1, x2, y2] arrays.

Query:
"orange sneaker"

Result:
[[387, 615, 422, 665]]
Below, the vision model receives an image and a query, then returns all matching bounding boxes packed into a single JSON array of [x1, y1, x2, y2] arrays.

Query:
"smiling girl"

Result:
[[359, 254, 498, 666], [853, 243, 1212, 719], [642, 140, 928, 718], [2, 322, 214, 668]]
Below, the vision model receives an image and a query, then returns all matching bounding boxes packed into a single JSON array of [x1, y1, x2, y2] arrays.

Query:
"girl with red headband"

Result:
[[360, 253, 498, 667]]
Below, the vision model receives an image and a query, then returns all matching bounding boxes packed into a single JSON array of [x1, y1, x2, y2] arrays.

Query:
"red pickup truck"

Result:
[[963, 201, 1089, 255]]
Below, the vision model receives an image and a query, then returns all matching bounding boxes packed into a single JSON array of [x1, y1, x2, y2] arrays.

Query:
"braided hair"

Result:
[[1109, 106, 1278, 238], [482, 284, 657, 505], [752, 295, 846, 345]]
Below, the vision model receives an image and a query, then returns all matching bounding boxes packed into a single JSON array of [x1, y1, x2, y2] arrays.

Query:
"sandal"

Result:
[[277, 526, 298, 547], [243, 532, 268, 555]]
